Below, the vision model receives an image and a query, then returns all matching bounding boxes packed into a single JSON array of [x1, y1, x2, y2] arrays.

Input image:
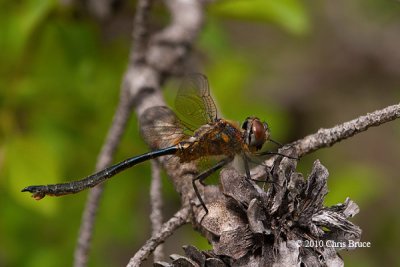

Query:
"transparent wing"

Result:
[[140, 106, 188, 150], [175, 73, 218, 131]]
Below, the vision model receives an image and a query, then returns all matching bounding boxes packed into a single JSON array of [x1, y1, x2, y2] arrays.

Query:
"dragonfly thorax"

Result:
[[175, 119, 244, 163], [242, 117, 270, 152]]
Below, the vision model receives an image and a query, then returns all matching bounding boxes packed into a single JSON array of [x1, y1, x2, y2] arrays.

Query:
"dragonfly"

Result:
[[22, 74, 291, 213]]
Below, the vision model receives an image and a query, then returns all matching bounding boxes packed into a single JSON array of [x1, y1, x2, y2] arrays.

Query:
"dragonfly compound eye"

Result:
[[243, 117, 268, 151]]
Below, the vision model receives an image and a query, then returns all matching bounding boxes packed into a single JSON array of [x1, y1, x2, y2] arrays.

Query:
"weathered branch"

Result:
[[127, 206, 190, 267], [251, 103, 400, 179], [131, 0, 153, 62], [289, 103, 400, 157]]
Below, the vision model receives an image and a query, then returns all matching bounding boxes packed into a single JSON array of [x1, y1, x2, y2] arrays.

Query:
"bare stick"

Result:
[[126, 206, 190, 267], [288, 103, 400, 157], [150, 160, 164, 262], [250, 103, 400, 180], [131, 0, 153, 62]]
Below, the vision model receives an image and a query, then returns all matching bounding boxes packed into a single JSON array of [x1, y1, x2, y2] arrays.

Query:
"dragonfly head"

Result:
[[242, 117, 270, 152]]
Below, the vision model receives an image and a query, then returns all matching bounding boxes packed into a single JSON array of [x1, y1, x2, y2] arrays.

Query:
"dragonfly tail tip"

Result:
[[21, 186, 46, 200]]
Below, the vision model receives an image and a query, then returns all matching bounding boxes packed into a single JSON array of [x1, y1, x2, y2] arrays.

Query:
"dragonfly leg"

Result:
[[258, 151, 299, 160], [192, 157, 231, 214], [242, 154, 252, 180], [242, 154, 277, 189]]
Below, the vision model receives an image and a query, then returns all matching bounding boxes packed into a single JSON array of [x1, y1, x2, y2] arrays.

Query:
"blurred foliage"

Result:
[[1, 0, 399, 267], [209, 0, 310, 35]]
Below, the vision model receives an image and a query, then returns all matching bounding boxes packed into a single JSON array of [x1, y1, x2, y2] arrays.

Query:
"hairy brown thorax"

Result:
[[176, 119, 245, 163]]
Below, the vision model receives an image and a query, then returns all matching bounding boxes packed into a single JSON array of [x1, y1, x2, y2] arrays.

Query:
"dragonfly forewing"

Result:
[[175, 73, 218, 131]]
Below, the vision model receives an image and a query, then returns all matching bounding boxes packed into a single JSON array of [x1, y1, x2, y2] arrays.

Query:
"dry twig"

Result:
[[289, 103, 400, 157], [127, 206, 190, 267]]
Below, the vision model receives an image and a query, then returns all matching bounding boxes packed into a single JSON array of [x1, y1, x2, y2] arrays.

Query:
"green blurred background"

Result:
[[1, 0, 400, 266]]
